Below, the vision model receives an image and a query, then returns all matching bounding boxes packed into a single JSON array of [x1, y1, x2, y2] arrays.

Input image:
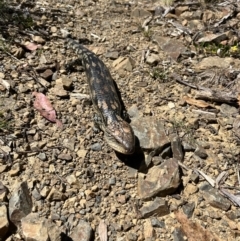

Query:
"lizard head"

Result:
[[103, 117, 135, 155]]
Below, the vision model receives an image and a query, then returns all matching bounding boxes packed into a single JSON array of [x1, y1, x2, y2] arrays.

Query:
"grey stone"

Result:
[[140, 197, 169, 218], [138, 159, 180, 200], [58, 153, 72, 161], [220, 103, 238, 116], [32, 188, 42, 201], [37, 152, 47, 161], [171, 135, 184, 161], [70, 220, 93, 241], [91, 143, 102, 151], [194, 146, 208, 159], [200, 183, 231, 211], [131, 117, 170, 150], [9, 182, 32, 226], [173, 227, 185, 241], [151, 218, 165, 228], [182, 202, 195, 218], [109, 177, 116, 185]]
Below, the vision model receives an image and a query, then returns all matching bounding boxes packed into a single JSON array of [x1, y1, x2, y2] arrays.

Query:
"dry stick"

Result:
[[172, 74, 239, 104]]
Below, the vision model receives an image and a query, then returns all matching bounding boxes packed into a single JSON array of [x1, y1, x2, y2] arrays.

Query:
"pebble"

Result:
[[91, 143, 102, 151]]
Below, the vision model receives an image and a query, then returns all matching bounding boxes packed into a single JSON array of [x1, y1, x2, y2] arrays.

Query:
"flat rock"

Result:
[[22, 213, 61, 241], [0, 205, 9, 239], [194, 56, 240, 71], [58, 153, 72, 161], [197, 33, 227, 44], [131, 117, 170, 150], [112, 57, 135, 72], [200, 183, 231, 211], [140, 197, 169, 218], [9, 182, 33, 226], [152, 36, 187, 61], [70, 220, 93, 241], [138, 158, 180, 200], [131, 8, 152, 18]]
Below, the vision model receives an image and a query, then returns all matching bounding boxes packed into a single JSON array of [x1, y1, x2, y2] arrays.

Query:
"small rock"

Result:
[[109, 177, 116, 185], [220, 103, 238, 116], [66, 175, 77, 185], [50, 26, 58, 33], [0, 182, 8, 202], [182, 202, 195, 218], [153, 36, 187, 61], [63, 138, 75, 151], [46, 187, 65, 201], [53, 86, 68, 97], [22, 213, 61, 241], [40, 186, 50, 198], [200, 183, 231, 211], [197, 33, 227, 44], [131, 117, 170, 150], [184, 183, 198, 195], [37, 152, 47, 161], [104, 51, 119, 59], [117, 195, 127, 204], [62, 77, 73, 90], [0, 205, 9, 239], [144, 220, 155, 240], [9, 182, 33, 226], [138, 159, 180, 200], [194, 56, 240, 71], [112, 57, 135, 72], [33, 36, 45, 44], [127, 232, 138, 241], [91, 143, 102, 151], [194, 146, 208, 159], [146, 53, 160, 65], [70, 220, 93, 241], [58, 153, 72, 161], [140, 197, 169, 218], [151, 218, 165, 228], [0, 164, 7, 174], [40, 69, 53, 80], [173, 227, 186, 241], [8, 162, 21, 177], [171, 135, 184, 161], [77, 149, 88, 158], [32, 188, 42, 201]]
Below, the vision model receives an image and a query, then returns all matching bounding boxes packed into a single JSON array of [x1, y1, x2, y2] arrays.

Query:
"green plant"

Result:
[[150, 67, 169, 82]]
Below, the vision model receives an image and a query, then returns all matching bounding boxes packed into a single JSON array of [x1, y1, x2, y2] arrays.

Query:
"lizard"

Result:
[[65, 38, 135, 154]]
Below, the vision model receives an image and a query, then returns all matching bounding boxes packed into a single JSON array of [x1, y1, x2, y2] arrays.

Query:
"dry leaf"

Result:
[[175, 210, 221, 241], [183, 96, 210, 108], [32, 92, 62, 128], [98, 219, 107, 241]]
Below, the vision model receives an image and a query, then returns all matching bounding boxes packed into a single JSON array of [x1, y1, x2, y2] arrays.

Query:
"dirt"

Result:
[[1, 0, 240, 240]]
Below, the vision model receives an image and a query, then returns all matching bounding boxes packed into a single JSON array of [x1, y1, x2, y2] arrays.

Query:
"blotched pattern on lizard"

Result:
[[66, 38, 135, 154]]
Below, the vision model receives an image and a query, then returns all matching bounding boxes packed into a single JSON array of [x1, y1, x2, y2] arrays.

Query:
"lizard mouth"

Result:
[[104, 122, 135, 155]]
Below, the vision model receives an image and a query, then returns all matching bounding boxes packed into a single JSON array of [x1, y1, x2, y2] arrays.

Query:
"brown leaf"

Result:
[[183, 96, 210, 108], [32, 92, 62, 128], [98, 219, 107, 241], [175, 210, 221, 241]]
